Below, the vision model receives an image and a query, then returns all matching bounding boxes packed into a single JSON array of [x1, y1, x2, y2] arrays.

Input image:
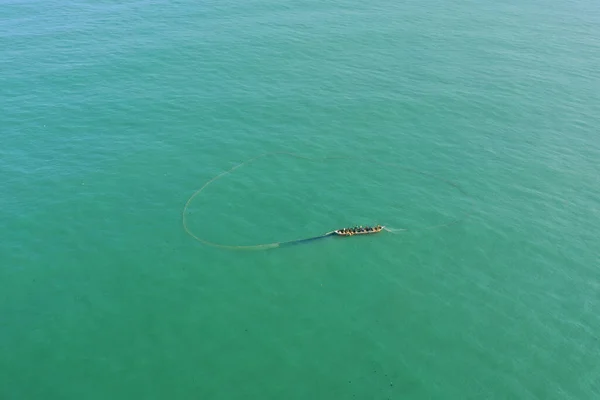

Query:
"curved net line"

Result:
[[182, 151, 472, 251]]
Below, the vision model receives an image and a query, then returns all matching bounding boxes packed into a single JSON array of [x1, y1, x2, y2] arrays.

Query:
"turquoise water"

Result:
[[2, 0, 600, 398]]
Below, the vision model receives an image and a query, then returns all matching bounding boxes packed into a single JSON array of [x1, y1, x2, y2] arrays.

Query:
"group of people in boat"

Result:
[[338, 225, 382, 235]]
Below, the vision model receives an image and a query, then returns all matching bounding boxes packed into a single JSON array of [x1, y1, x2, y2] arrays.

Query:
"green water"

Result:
[[2, 1, 600, 398]]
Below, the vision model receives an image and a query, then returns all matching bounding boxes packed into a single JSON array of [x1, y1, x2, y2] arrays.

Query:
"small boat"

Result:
[[334, 225, 383, 237]]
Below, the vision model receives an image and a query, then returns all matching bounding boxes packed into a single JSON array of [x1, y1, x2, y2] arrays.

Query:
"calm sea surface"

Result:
[[2, 1, 600, 398]]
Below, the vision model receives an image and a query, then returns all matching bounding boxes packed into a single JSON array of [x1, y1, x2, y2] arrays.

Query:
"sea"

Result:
[[2, 1, 599, 399]]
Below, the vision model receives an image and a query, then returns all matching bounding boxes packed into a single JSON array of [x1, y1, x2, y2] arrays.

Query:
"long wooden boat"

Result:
[[334, 226, 383, 237]]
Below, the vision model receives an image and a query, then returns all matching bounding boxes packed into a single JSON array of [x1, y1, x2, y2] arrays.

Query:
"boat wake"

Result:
[[183, 151, 471, 251], [383, 226, 407, 234]]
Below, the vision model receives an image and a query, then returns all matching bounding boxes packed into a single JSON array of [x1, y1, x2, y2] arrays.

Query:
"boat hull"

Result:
[[334, 227, 382, 237]]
